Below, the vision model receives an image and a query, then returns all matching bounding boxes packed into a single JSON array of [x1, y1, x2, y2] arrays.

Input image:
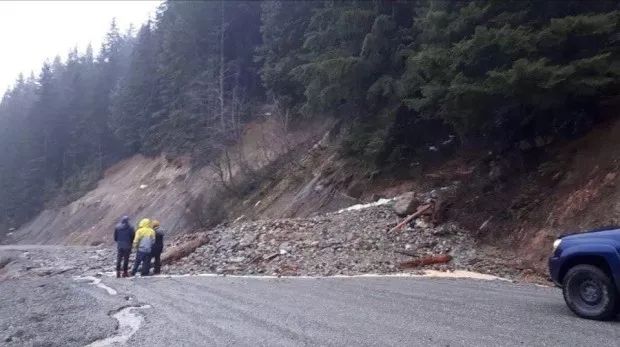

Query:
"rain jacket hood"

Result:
[[138, 218, 151, 228], [133, 218, 155, 253], [114, 218, 135, 250]]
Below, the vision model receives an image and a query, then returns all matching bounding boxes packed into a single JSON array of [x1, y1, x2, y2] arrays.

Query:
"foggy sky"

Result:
[[0, 1, 161, 92]]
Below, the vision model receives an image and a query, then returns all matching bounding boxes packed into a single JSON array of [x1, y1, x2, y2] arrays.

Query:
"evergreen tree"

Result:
[[1, 0, 618, 231], [110, 21, 160, 154]]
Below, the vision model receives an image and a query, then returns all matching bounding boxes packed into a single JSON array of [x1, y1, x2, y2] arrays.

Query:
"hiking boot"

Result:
[[116, 271, 121, 278], [122, 271, 129, 278]]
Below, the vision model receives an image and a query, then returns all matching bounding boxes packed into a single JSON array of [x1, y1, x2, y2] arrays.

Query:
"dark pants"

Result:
[[152, 252, 161, 274], [132, 251, 151, 276], [116, 248, 131, 273]]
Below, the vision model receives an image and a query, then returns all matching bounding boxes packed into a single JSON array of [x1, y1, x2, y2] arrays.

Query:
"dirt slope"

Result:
[[8, 117, 337, 245], [515, 119, 620, 272], [9, 113, 620, 278], [10, 155, 204, 245], [431, 118, 620, 275]]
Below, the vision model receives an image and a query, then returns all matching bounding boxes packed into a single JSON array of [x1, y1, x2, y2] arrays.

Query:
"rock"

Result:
[[432, 223, 459, 236], [239, 235, 257, 248], [604, 172, 616, 186], [414, 219, 431, 229], [229, 256, 245, 263], [279, 242, 292, 253], [32, 268, 54, 276], [392, 192, 418, 216], [0, 256, 13, 269]]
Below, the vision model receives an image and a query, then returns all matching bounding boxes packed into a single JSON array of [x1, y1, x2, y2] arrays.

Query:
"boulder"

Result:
[[392, 192, 419, 216]]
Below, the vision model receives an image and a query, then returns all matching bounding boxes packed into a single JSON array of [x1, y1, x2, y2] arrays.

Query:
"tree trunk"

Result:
[[218, 0, 226, 132]]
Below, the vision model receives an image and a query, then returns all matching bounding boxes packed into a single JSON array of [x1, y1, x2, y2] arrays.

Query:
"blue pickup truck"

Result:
[[549, 227, 620, 320]]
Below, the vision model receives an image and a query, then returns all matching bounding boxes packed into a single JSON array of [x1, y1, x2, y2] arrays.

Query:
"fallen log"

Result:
[[161, 233, 209, 264], [319, 241, 342, 250], [394, 250, 417, 257], [388, 204, 432, 233], [263, 252, 279, 262], [399, 254, 452, 269]]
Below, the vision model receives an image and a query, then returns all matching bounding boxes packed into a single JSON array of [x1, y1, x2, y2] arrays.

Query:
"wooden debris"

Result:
[[399, 254, 452, 269], [479, 217, 492, 231], [161, 233, 209, 264], [263, 253, 279, 261], [394, 250, 417, 257], [320, 241, 342, 250], [388, 204, 432, 233]]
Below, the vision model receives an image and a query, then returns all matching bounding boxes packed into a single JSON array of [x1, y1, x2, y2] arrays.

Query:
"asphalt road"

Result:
[[96, 275, 619, 347], [1, 243, 619, 347]]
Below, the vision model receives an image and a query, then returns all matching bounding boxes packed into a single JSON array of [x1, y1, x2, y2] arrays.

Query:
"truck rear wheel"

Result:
[[562, 264, 618, 320]]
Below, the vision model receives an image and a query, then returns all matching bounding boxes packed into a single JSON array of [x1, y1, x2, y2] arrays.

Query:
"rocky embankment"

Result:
[[0, 194, 524, 281], [163, 198, 518, 278]]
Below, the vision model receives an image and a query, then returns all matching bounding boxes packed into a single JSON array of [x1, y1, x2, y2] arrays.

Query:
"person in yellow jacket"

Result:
[[130, 218, 156, 276]]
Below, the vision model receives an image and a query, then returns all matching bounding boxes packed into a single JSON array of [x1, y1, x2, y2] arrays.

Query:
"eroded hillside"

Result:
[[7, 117, 335, 245], [8, 114, 620, 280]]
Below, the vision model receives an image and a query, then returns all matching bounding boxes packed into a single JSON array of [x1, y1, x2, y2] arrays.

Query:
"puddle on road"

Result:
[[73, 275, 153, 346], [73, 276, 118, 295], [87, 305, 151, 347]]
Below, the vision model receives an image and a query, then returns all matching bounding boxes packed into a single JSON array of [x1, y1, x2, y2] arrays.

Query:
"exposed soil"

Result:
[[7, 117, 334, 246], [8, 114, 620, 282], [434, 119, 620, 276]]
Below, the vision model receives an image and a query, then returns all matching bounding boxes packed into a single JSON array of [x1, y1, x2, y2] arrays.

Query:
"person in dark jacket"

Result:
[[113, 216, 135, 278], [150, 220, 165, 275]]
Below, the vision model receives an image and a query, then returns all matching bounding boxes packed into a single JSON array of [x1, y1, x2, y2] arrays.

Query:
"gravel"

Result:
[[0, 278, 116, 346], [0, 246, 114, 280]]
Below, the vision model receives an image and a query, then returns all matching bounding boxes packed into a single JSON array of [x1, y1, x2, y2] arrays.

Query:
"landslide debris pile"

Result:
[[164, 199, 508, 277]]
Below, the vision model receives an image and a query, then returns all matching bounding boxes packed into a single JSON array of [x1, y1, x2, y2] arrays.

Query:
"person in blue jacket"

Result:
[[113, 216, 135, 278]]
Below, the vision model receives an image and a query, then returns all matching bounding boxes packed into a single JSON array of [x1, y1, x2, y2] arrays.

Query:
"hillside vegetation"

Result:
[[0, 0, 618, 235]]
